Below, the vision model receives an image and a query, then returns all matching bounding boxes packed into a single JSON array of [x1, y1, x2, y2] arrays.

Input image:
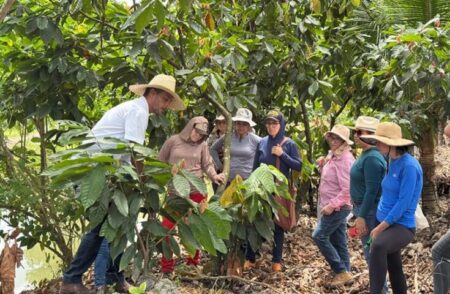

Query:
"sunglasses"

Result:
[[355, 130, 374, 136]]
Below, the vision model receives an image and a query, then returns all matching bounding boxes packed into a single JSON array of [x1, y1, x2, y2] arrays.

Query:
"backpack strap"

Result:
[[275, 137, 288, 170]]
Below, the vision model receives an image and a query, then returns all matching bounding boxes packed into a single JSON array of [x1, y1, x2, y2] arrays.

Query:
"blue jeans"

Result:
[[312, 207, 351, 273], [432, 229, 450, 294], [95, 238, 109, 287], [63, 221, 124, 284], [246, 223, 284, 263]]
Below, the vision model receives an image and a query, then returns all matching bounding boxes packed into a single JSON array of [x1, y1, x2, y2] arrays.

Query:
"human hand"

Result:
[[370, 225, 382, 240], [214, 173, 225, 185], [355, 217, 368, 237], [271, 144, 284, 157], [320, 205, 334, 215], [316, 156, 325, 168]]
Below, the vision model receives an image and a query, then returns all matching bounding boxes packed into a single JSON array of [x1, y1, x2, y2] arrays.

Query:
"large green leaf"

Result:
[[142, 219, 169, 237], [254, 216, 274, 241], [188, 214, 216, 256], [202, 208, 231, 240], [172, 174, 190, 198], [180, 169, 207, 195], [112, 190, 129, 216], [178, 222, 199, 256], [120, 244, 136, 271], [79, 167, 105, 209], [135, 2, 153, 34]]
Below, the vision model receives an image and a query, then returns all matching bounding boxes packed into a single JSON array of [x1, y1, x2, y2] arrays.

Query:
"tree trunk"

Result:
[[418, 127, 439, 214]]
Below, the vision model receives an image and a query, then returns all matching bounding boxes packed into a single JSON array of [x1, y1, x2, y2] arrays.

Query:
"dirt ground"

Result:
[[21, 195, 449, 294]]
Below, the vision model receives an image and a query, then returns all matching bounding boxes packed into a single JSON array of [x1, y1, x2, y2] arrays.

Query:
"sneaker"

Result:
[[243, 260, 256, 271], [272, 263, 282, 272], [59, 282, 90, 294], [330, 272, 353, 287]]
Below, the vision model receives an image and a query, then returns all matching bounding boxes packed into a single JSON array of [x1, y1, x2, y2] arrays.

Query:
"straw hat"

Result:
[[129, 74, 186, 111], [350, 116, 380, 132], [325, 124, 354, 145], [232, 108, 256, 126], [361, 122, 415, 146]]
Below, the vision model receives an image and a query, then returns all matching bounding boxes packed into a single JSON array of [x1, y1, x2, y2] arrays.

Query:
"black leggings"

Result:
[[369, 224, 415, 294]]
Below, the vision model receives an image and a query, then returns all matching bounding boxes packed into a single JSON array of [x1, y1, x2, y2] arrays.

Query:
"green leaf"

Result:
[[36, 17, 48, 30], [108, 205, 126, 229], [79, 167, 105, 209], [202, 209, 231, 240], [188, 214, 216, 255], [169, 235, 181, 257], [135, 3, 153, 34], [308, 81, 319, 96], [383, 79, 394, 95], [100, 221, 116, 242], [142, 220, 169, 237], [112, 190, 129, 216], [172, 174, 190, 198], [120, 244, 136, 271], [180, 170, 206, 194], [178, 222, 199, 256], [254, 216, 274, 241]]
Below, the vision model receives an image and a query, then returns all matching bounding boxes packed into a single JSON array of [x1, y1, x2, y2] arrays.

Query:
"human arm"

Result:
[[383, 164, 418, 225], [358, 156, 385, 219], [158, 137, 174, 163], [201, 143, 224, 184], [210, 136, 225, 171], [278, 140, 302, 171], [252, 142, 261, 171]]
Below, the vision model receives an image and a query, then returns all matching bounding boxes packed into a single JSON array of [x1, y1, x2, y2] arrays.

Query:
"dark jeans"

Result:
[[353, 205, 378, 262], [63, 221, 124, 284], [312, 207, 351, 273], [246, 223, 284, 263], [432, 229, 450, 294], [369, 223, 415, 294], [95, 238, 111, 287]]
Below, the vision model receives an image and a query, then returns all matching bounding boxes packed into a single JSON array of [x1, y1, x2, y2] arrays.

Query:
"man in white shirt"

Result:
[[60, 74, 185, 294]]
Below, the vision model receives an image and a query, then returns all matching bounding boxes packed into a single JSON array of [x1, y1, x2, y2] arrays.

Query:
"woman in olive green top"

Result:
[[349, 116, 387, 263]]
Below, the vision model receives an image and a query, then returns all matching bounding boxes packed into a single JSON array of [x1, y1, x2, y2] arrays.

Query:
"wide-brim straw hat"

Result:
[[361, 122, 415, 146], [350, 116, 380, 132], [325, 124, 354, 145], [129, 74, 186, 111], [232, 108, 256, 127]]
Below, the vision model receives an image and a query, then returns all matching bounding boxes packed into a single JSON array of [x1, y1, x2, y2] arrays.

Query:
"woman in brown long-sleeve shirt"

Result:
[[158, 116, 224, 274]]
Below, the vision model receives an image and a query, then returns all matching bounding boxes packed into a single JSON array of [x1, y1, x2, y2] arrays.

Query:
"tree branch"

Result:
[[0, 0, 15, 23], [74, 10, 119, 32]]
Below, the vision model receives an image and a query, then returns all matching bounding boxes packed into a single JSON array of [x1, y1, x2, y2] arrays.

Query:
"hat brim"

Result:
[[232, 117, 256, 127], [264, 117, 279, 123], [129, 84, 186, 111], [349, 126, 377, 132], [360, 135, 415, 147], [325, 131, 354, 145]]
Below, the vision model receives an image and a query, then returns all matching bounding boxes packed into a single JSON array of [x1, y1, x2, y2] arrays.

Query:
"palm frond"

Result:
[[381, 0, 450, 25]]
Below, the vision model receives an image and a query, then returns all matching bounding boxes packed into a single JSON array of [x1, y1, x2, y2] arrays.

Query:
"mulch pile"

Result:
[[178, 197, 449, 294], [20, 200, 449, 294]]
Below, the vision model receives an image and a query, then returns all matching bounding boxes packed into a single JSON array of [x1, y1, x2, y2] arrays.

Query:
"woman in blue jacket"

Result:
[[361, 122, 423, 294], [244, 110, 302, 272]]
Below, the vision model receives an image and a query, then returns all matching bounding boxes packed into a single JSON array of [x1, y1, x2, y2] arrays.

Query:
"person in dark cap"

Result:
[[244, 110, 302, 272]]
